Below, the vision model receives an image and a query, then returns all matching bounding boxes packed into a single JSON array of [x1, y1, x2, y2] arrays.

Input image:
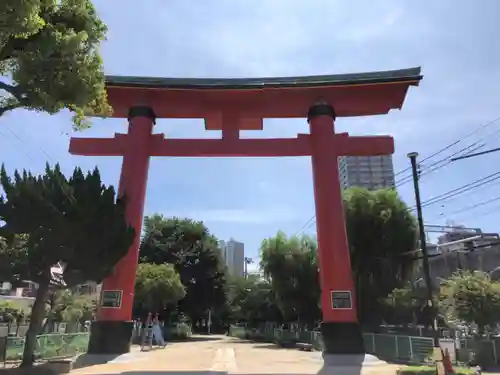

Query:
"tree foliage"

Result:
[[0, 0, 111, 128], [0, 164, 134, 367], [344, 188, 418, 325], [260, 232, 321, 326], [258, 188, 418, 327], [45, 290, 95, 332], [440, 271, 500, 334], [224, 275, 282, 326], [0, 300, 27, 324], [139, 214, 227, 323], [134, 263, 186, 315]]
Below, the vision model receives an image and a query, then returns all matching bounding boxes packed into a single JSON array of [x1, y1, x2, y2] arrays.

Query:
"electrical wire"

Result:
[[294, 115, 500, 236], [394, 142, 484, 188], [407, 171, 500, 212], [430, 195, 500, 221], [393, 116, 500, 185]]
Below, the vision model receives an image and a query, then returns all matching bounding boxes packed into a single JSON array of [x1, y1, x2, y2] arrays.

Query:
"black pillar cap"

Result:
[[128, 106, 156, 124], [307, 104, 336, 123]]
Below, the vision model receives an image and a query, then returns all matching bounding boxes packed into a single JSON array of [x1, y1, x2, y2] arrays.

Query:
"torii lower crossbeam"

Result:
[[69, 134, 394, 158]]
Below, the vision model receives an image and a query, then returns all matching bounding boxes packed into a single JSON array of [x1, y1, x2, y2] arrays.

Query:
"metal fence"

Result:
[[363, 333, 433, 363], [229, 325, 436, 364], [0, 322, 89, 338], [1, 333, 89, 364]]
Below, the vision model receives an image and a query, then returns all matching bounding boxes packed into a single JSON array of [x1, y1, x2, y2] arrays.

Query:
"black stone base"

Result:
[[321, 321, 365, 354], [87, 320, 133, 355]]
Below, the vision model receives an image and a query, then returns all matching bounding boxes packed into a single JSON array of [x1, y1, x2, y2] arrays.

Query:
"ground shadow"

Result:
[[171, 336, 222, 343], [250, 343, 289, 350]]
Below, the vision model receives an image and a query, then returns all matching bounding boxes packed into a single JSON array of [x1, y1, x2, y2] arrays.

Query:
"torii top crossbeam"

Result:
[[103, 67, 422, 130]]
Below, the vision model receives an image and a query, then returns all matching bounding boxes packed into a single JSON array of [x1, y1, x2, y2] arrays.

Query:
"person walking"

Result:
[[152, 314, 166, 348], [140, 313, 154, 352]]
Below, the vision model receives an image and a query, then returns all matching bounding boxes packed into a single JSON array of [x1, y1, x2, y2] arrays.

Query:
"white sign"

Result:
[[439, 339, 456, 362], [331, 290, 352, 309]]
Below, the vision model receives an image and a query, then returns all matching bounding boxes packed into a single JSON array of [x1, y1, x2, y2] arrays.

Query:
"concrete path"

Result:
[[71, 335, 400, 375]]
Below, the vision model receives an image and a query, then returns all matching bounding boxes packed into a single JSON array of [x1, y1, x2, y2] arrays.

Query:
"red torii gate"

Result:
[[70, 67, 423, 355]]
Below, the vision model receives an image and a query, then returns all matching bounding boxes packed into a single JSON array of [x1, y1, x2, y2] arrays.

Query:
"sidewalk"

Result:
[[70, 335, 401, 375]]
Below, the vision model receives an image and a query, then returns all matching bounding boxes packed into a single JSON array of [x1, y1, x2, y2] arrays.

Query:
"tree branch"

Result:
[[0, 81, 21, 100]]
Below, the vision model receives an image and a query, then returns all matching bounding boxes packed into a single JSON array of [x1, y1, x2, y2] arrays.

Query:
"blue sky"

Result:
[[1, 0, 500, 271]]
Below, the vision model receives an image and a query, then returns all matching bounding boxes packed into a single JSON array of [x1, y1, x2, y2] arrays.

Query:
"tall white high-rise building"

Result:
[[338, 155, 395, 190], [219, 238, 245, 277]]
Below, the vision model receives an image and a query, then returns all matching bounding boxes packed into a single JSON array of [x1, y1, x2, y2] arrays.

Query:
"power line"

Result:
[[393, 115, 500, 184], [294, 215, 316, 236], [298, 170, 500, 236], [0, 123, 55, 167], [395, 142, 484, 188], [411, 171, 500, 211], [451, 146, 500, 162], [430, 195, 500, 221], [458, 204, 500, 222], [294, 115, 500, 236]]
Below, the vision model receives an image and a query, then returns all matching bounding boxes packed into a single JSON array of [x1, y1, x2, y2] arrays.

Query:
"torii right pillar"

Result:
[[308, 103, 393, 354]]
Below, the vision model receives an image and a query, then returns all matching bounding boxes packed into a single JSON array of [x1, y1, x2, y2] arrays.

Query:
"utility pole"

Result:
[[407, 152, 444, 374], [244, 257, 253, 279]]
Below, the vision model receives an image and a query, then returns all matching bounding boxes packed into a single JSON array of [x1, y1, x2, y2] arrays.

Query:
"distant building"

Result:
[[219, 238, 245, 277], [338, 155, 395, 190], [414, 230, 500, 285], [0, 263, 100, 300], [437, 227, 494, 245]]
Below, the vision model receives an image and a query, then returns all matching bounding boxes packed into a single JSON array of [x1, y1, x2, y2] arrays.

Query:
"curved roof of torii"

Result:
[[103, 67, 423, 130]]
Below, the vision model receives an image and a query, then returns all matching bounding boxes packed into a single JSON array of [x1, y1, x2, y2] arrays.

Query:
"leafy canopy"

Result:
[[260, 232, 321, 325], [0, 163, 135, 287], [344, 188, 418, 324], [0, 163, 134, 367], [258, 188, 418, 326], [140, 214, 227, 321], [440, 271, 500, 332], [0, 0, 111, 129], [46, 290, 95, 324], [134, 263, 186, 314]]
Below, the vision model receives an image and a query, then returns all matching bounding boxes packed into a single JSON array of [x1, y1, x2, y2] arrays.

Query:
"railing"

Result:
[[228, 325, 435, 364], [1, 333, 89, 364], [0, 322, 89, 338], [363, 333, 433, 363]]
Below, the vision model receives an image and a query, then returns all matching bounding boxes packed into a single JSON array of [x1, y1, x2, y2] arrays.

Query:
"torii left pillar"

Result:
[[87, 106, 156, 354]]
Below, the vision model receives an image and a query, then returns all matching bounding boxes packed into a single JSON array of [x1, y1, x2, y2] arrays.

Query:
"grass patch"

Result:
[[399, 365, 475, 375]]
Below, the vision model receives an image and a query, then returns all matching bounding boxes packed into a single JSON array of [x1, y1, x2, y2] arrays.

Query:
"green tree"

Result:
[[258, 188, 417, 327], [0, 300, 27, 325], [134, 263, 186, 317], [140, 215, 227, 326], [440, 271, 500, 335], [344, 187, 418, 326], [0, 164, 134, 367], [260, 232, 321, 327], [45, 290, 96, 332], [381, 282, 427, 326], [224, 275, 282, 326], [0, 0, 111, 129]]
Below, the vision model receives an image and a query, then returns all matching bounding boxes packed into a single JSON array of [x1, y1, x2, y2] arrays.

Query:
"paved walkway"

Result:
[[71, 335, 400, 375]]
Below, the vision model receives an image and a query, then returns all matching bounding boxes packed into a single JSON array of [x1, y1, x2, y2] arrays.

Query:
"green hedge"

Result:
[[398, 365, 474, 375]]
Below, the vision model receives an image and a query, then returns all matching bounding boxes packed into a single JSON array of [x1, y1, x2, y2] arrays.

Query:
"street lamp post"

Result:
[[407, 152, 444, 373]]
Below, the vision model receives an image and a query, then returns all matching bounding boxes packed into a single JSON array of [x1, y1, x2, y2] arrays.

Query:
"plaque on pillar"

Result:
[[331, 290, 352, 309], [101, 290, 123, 308]]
